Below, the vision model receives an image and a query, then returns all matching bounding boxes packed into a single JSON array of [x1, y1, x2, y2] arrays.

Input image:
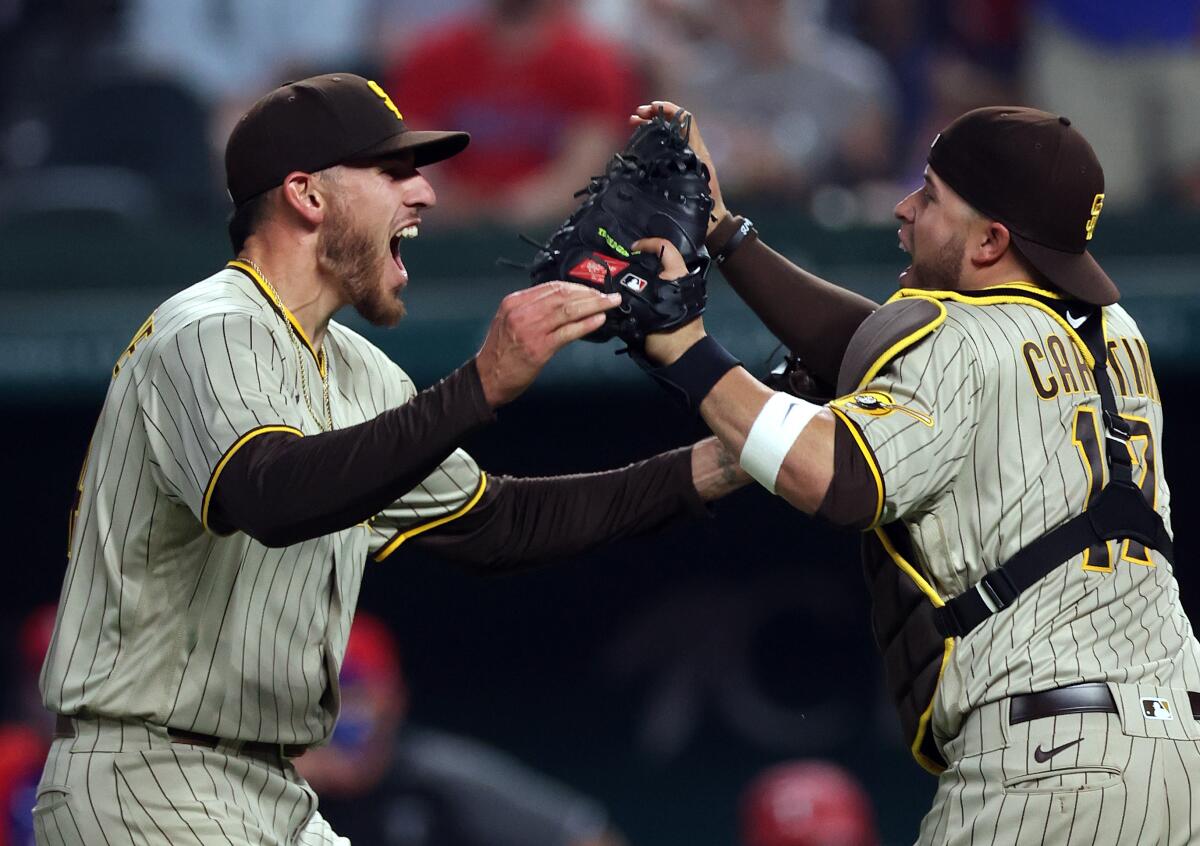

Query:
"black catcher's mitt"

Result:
[[522, 110, 714, 347]]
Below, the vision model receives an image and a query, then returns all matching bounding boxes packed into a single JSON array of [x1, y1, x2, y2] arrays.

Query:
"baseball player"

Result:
[[32, 74, 749, 846], [626, 102, 1200, 843]]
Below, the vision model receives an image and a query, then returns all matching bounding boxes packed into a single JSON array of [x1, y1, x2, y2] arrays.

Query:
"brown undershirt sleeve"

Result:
[[706, 214, 879, 385], [816, 417, 881, 531], [413, 446, 709, 571], [208, 360, 496, 547]]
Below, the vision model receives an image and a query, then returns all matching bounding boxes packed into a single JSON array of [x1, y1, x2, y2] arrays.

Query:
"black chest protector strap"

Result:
[[934, 307, 1174, 639]]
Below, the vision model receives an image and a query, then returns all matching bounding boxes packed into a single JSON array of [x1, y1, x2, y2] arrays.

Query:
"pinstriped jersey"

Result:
[[41, 263, 483, 745], [831, 286, 1200, 745]]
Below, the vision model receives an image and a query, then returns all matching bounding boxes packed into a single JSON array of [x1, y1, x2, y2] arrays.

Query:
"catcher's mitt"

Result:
[[522, 110, 714, 347]]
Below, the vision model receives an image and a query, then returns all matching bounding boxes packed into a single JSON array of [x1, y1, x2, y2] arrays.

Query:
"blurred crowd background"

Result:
[[2, 0, 1200, 225], [2, 1, 1200, 845]]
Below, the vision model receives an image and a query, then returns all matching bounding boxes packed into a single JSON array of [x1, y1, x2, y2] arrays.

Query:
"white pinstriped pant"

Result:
[[917, 684, 1200, 846], [32, 717, 349, 845]]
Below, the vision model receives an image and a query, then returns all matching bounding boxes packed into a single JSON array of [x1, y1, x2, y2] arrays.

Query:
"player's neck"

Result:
[[960, 257, 1050, 296], [238, 238, 340, 348]]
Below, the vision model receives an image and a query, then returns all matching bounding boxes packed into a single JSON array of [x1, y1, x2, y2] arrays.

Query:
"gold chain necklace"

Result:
[[241, 258, 333, 432]]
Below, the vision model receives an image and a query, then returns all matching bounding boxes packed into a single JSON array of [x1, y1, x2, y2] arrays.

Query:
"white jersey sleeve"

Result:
[[140, 312, 308, 528]]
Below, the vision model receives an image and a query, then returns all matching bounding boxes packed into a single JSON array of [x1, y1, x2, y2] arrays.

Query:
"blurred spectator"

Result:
[[120, 0, 383, 158], [1024, 0, 1200, 209], [740, 760, 878, 846], [661, 0, 898, 204], [383, 0, 641, 227], [853, 0, 1027, 193], [0, 0, 121, 171], [0, 605, 57, 846], [297, 612, 626, 846]]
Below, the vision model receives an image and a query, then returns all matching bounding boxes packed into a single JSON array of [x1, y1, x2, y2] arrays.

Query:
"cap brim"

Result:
[[353, 129, 470, 168], [1010, 232, 1120, 306]]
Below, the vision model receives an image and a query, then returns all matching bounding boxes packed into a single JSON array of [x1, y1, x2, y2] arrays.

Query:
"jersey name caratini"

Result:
[[830, 286, 1200, 745], [42, 263, 483, 744]]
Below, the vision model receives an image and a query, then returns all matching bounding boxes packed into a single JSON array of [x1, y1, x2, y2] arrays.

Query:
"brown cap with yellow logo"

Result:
[[927, 106, 1118, 306], [224, 73, 470, 206]]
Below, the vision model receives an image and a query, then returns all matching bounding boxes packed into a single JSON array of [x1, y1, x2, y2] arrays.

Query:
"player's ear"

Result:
[[280, 171, 329, 226], [973, 220, 1011, 267]]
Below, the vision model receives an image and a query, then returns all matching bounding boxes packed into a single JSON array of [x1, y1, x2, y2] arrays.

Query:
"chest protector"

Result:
[[837, 289, 1174, 774]]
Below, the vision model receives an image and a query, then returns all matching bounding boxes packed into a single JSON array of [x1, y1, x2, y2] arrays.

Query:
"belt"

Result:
[[1009, 683, 1200, 725], [53, 716, 306, 759]]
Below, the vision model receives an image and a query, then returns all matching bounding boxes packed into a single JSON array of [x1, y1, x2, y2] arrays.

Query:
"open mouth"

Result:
[[390, 225, 419, 281]]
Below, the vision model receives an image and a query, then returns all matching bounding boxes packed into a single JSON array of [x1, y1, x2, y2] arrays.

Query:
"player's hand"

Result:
[[631, 237, 707, 365], [475, 283, 620, 407], [631, 102, 727, 231]]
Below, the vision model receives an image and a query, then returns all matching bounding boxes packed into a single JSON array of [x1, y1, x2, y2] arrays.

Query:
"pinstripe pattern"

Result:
[[38, 265, 482, 842], [915, 691, 1200, 845], [835, 294, 1200, 843], [33, 719, 349, 844]]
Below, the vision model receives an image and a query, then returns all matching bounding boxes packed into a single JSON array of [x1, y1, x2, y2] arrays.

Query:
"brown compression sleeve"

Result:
[[208, 360, 495, 547], [816, 416, 881, 530], [412, 446, 709, 570], [706, 214, 879, 385]]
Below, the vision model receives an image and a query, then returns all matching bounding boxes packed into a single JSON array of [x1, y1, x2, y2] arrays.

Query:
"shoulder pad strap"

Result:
[[837, 297, 946, 395]]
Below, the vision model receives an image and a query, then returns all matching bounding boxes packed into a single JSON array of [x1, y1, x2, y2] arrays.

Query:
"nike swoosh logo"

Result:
[[1033, 738, 1084, 763], [1066, 311, 1088, 329]]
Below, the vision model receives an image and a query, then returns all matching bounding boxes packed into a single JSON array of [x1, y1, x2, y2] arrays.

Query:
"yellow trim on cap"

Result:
[[202, 425, 303, 531], [828, 407, 885, 530], [893, 287, 1094, 370], [228, 260, 327, 377], [874, 526, 954, 775], [372, 473, 488, 562]]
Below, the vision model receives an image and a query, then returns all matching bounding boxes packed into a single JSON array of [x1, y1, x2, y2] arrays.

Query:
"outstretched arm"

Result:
[[413, 437, 750, 570], [209, 283, 620, 547], [632, 102, 878, 384]]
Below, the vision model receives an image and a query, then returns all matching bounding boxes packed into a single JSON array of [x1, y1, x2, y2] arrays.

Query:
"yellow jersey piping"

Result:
[[874, 526, 954, 775], [828, 406, 885, 529], [893, 287, 1095, 370], [227, 260, 327, 377], [857, 297, 947, 387], [202, 425, 303, 532], [372, 473, 489, 562]]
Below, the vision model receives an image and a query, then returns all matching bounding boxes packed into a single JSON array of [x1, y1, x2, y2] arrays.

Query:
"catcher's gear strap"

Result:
[[835, 297, 947, 396], [814, 296, 946, 530], [704, 215, 877, 385], [636, 335, 740, 411], [413, 446, 708, 570], [933, 305, 1174, 639], [739, 392, 821, 493], [865, 523, 954, 774]]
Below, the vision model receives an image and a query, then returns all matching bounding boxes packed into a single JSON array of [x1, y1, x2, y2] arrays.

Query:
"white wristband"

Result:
[[739, 392, 820, 493]]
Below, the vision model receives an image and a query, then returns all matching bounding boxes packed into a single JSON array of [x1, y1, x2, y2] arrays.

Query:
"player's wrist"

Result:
[[635, 330, 739, 412], [706, 205, 731, 237], [644, 319, 706, 366]]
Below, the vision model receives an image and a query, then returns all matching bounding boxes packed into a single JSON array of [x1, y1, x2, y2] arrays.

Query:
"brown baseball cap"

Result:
[[927, 106, 1118, 305], [225, 73, 470, 206]]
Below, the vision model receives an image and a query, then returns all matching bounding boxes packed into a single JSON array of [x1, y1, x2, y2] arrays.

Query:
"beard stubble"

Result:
[[911, 228, 966, 292], [317, 198, 405, 327]]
